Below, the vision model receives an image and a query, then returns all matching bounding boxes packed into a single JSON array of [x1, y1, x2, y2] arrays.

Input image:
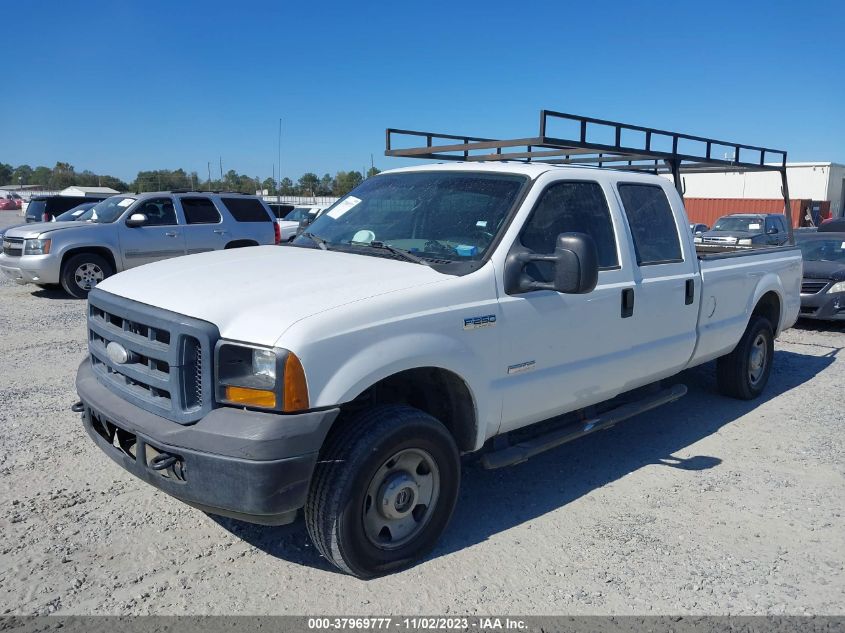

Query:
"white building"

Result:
[[666, 162, 845, 217], [59, 186, 120, 197]]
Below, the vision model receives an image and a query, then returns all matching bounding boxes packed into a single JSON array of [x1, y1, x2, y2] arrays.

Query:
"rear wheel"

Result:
[[716, 315, 774, 399], [61, 253, 113, 299], [305, 405, 460, 578]]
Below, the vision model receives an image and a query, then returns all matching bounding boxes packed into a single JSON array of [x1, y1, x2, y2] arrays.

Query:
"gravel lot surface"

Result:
[[0, 212, 843, 616]]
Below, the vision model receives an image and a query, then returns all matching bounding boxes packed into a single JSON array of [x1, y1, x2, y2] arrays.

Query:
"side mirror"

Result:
[[694, 230, 703, 235], [504, 232, 599, 295], [126, 213, 147, 227], [766, 226, 778, 235]]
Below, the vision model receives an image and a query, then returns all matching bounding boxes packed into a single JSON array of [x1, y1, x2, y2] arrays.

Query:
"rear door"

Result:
[[178, 196, 227, 254], [615, 182, 699, 379], [117, 196, 186, 268]]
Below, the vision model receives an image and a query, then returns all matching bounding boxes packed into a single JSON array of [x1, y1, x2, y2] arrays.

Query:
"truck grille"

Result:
[[701, 236, 738, 245], [87, 289, 218, 424], [2, 237, 23, 257], [800, 280, 829, 295]]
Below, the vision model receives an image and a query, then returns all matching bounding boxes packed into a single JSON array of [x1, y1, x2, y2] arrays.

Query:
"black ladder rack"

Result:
[[385, 109, 793, 242]]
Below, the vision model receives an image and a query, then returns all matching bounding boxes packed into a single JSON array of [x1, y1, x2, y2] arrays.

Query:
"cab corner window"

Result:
[[520, 181, 619, 270], [617, 184, 682, 265]]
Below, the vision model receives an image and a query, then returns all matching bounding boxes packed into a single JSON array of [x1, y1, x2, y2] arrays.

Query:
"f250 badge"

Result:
[[463, 314, 496, 330]]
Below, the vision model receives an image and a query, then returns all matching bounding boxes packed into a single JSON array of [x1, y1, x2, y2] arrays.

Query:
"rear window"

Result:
[[26, 200, 46, 219], [617, 184, 683, 265], [46, 197, 90, 214], [181, 197, 222, 224], [220, 197, 272, 222]]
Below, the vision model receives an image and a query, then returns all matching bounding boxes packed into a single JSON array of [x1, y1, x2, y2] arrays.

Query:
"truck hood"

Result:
[[96, 246, 449, 346], [4, 221, 98, 238], [802, 260, 845, 281]]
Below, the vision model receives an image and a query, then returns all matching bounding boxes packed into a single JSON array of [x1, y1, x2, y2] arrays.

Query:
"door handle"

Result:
[[621, 288, 635, 318], [165, 232, 179, 237], [213, 229, 228, 235], [685, 279, 695, 305]]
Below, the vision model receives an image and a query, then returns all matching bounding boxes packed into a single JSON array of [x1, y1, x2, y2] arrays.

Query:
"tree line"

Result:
[[0, 162, 381, 197]]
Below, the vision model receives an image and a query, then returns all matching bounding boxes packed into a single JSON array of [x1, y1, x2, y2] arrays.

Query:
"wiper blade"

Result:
[[365, 241, 430, 266], [301, 232, 328, 250]]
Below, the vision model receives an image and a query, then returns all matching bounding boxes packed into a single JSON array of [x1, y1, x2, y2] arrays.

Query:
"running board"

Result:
[[481, 384, 688, 469]]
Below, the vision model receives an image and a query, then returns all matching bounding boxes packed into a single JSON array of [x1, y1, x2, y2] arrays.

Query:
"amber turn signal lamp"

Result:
[[223, 385, 277, 409], [283, 352, 309, 412]]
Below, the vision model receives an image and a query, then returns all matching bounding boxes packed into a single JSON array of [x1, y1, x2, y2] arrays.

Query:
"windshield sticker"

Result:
[[327, 196, 362, 220], [118, 199, 134, 207], [748, 223, 761, 230], [476, 220, 488, 227]]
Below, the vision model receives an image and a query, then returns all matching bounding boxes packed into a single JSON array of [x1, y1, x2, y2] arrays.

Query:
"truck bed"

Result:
[[687, 246, 802, 368]]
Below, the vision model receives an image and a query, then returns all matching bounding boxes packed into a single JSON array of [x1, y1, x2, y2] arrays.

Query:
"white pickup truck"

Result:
[[75, 160, 801, 578]]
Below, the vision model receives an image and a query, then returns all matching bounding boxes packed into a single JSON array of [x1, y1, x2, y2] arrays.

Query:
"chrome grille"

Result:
[[702, 236, 737, 245], [800, 280, 829, 295], [2, 237, 23, 257], [87, 289, 218, 424]]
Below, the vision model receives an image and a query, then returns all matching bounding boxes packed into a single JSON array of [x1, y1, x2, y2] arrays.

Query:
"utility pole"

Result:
[[277, 118, 282, 204], [219, 157, 223, 182], [207, 162, 212, 186]]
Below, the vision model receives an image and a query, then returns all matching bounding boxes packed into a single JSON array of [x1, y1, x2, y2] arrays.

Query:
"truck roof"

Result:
[[381, 160, 663, 181]]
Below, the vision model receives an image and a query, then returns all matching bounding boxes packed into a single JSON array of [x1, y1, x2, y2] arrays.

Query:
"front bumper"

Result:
[[0, 253, 61, 285], [76, 358, 340, 525], [799, 290, 845, 321]]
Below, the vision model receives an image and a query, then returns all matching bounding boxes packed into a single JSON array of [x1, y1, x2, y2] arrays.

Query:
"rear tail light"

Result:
[[273, 222, 281, 245]]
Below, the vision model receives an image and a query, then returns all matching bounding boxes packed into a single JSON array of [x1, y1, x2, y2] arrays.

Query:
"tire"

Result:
[[305, 405, 460, 578], [61, 253, 113, 299], [716, 315, 774, 400]]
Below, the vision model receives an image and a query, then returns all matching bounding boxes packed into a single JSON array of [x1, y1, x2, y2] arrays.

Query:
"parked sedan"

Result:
[[796, 232, 845, 321]]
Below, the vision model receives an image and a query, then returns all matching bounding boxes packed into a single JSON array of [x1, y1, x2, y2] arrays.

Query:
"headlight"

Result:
[[828, 281, 845, 294], [23, 238, 51, 255], [693, 237, 702, 243], [215, 342, 309, 412], [737, 238, 753, 246]]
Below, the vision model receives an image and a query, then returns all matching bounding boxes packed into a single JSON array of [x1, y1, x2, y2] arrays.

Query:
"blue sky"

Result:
[[2, 0, 843, 182]]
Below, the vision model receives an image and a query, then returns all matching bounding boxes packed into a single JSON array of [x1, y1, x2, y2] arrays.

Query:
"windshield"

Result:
[[89, 196, 137, 223], [54, 204, 95, 222], [293, 172, 527, 262], [798, 238, 845, 263], [284, 207, 317, 221], [712, 216, 764, 232]]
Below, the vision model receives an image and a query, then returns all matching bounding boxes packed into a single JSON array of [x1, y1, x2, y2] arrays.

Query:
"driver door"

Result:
[[118, 196, 186, 268], [496, 179, 639, 432]]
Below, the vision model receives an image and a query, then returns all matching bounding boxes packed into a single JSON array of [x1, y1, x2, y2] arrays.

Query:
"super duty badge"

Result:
[[464, 314, 496, 330]]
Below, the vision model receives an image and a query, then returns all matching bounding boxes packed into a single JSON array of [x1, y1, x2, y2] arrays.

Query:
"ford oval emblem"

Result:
[[106, 341, 130, 365]]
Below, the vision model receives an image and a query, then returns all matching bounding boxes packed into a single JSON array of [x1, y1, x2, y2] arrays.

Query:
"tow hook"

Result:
[[71, 401, 84, 413], [148, 451, 186, 481]]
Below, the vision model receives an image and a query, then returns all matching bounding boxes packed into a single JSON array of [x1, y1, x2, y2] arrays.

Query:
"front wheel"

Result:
[[716, 315, 774, 399], [61, 253, 113, 299], [305, 405, 460, 578]]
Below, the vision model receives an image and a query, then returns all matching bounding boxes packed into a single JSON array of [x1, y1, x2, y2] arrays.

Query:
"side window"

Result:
[[136, 197, 177, 226], [520, 181, 619, 269], [181, 197, 222, 224], [220, 197, 272, 222], [617, 184, 682, 265], [765, 217, 777, 234]]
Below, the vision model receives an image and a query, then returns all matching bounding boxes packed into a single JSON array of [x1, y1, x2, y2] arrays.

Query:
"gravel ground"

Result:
[[0, 213, 843, 616]]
